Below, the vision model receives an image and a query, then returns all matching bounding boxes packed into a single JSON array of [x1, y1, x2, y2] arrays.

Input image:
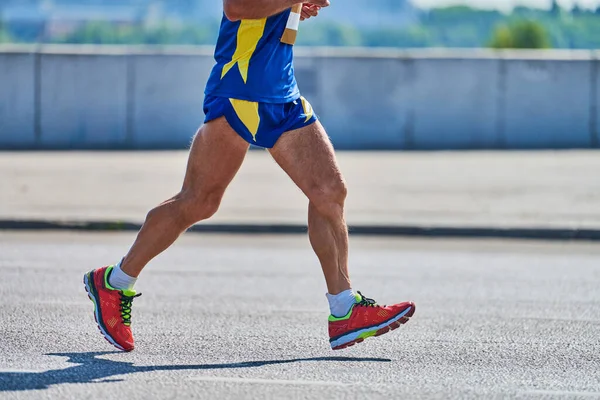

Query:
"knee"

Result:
[[181, 189, 223, 224], [149, 188, 223, 227], [307, 178, 348, 217]]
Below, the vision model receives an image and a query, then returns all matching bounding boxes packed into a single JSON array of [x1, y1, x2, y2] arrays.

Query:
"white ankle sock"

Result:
[[326, 289, 357, 318], [108, 260, 137, 291]]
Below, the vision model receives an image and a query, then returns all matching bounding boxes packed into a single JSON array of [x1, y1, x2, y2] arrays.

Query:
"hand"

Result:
[[300, 3, 322, 21], [304, 0, 329, 9]]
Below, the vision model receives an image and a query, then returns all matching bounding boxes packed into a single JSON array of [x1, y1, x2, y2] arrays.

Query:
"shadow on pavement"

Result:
[[0, 352, 391, 392]]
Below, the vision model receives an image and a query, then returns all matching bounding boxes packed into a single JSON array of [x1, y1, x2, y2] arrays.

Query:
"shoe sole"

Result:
[[331, 303, 416, 350], [83, 272, 129, 352]]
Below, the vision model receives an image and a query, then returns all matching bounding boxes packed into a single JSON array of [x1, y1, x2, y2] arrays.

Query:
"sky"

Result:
[[412, 0, 600, 11]]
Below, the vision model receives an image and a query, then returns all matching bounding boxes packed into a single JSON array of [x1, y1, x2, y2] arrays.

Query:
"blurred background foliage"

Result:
[[1, 0, 600, 49]]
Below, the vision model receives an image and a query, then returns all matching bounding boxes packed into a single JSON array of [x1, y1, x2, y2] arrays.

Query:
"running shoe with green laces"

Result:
[[328, 292, 415, 350], [83, 265, 141, 352]]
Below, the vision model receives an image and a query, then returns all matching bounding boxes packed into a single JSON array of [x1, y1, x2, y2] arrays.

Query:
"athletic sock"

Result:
[[108, 259, 137, 291], [326, 289, 357, 318]]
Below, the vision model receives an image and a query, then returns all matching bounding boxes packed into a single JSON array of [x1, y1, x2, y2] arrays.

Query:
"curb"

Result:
[[1, 219, 600, 241]]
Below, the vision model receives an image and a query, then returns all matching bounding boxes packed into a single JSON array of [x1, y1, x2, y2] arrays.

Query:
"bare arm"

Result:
[[223, 0, 329, 22]]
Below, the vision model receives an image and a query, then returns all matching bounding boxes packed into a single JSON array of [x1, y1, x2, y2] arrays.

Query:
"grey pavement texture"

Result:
[[1, 232, 599, 399], [1, 150, 600, 232]]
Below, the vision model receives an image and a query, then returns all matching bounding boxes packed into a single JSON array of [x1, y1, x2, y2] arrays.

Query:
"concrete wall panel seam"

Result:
[[591, 52, 599, 148]]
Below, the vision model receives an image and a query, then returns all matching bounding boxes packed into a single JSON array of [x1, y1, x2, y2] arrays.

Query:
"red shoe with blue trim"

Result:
[[83, 266, 141, 352], [328, 292, 415, 350]]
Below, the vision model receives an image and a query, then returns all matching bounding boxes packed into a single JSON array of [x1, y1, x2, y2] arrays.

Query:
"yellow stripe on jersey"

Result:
[[229, 98, 260, 142], [221, 19, 267, 84]]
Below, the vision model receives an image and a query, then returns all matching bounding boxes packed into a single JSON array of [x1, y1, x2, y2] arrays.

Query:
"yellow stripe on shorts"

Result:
[[300, 96, 314, 123], [229, 98, 260, 142]]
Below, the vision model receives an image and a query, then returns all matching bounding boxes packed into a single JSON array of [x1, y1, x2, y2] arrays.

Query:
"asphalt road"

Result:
[[1, 232, 599, 399]]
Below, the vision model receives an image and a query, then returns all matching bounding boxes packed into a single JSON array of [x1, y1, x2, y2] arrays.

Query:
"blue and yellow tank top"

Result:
[[204, 9, 300, 104]]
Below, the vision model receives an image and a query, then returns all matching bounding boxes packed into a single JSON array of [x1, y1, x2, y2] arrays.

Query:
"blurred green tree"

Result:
[[571, 4, 584, 16], [488, 20, 551, 49], [550, 0, 563, 16], [53, 21, 217, 45], [296, 23, 362, 46], [18, 4, 599, 50], [488, 25, 513, 48], [0, 18, 10, 43]]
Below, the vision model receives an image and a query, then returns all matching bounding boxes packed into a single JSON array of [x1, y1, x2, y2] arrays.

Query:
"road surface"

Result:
[[1, 232, 599, 399]]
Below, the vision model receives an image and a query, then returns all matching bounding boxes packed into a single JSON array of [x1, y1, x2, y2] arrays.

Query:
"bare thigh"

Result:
[[268, 120, 346, 204], [182, 116, 249, 203]]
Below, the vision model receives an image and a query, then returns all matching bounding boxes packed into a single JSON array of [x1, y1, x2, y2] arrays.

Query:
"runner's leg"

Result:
[[268, 120, 351, 295], [120, 117, 249, 277]]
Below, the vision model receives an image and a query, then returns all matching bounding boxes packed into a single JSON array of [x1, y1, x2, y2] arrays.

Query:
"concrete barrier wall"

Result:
[[409, 58, 500, 149], [131, 54, 214, 148], [0, 45, 598, 150], [503, 58, 594, 149], [0, 51, 36, 148], [318, 57, 412, 149], [39, 53, 129, 148]]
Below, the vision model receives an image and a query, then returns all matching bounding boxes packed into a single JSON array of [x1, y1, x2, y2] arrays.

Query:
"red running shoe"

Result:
[[83, 266, 141, 352], [328, 291, 415, 350]]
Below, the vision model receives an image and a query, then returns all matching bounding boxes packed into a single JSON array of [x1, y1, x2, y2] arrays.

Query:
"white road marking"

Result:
[[189, 376, 347, 387], [0, 369, 44, 373], [521, 390, 600, 397]]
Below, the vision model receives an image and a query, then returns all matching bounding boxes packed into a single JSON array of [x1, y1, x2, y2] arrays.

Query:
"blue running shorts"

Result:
[[203, 95, 318, 148]]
